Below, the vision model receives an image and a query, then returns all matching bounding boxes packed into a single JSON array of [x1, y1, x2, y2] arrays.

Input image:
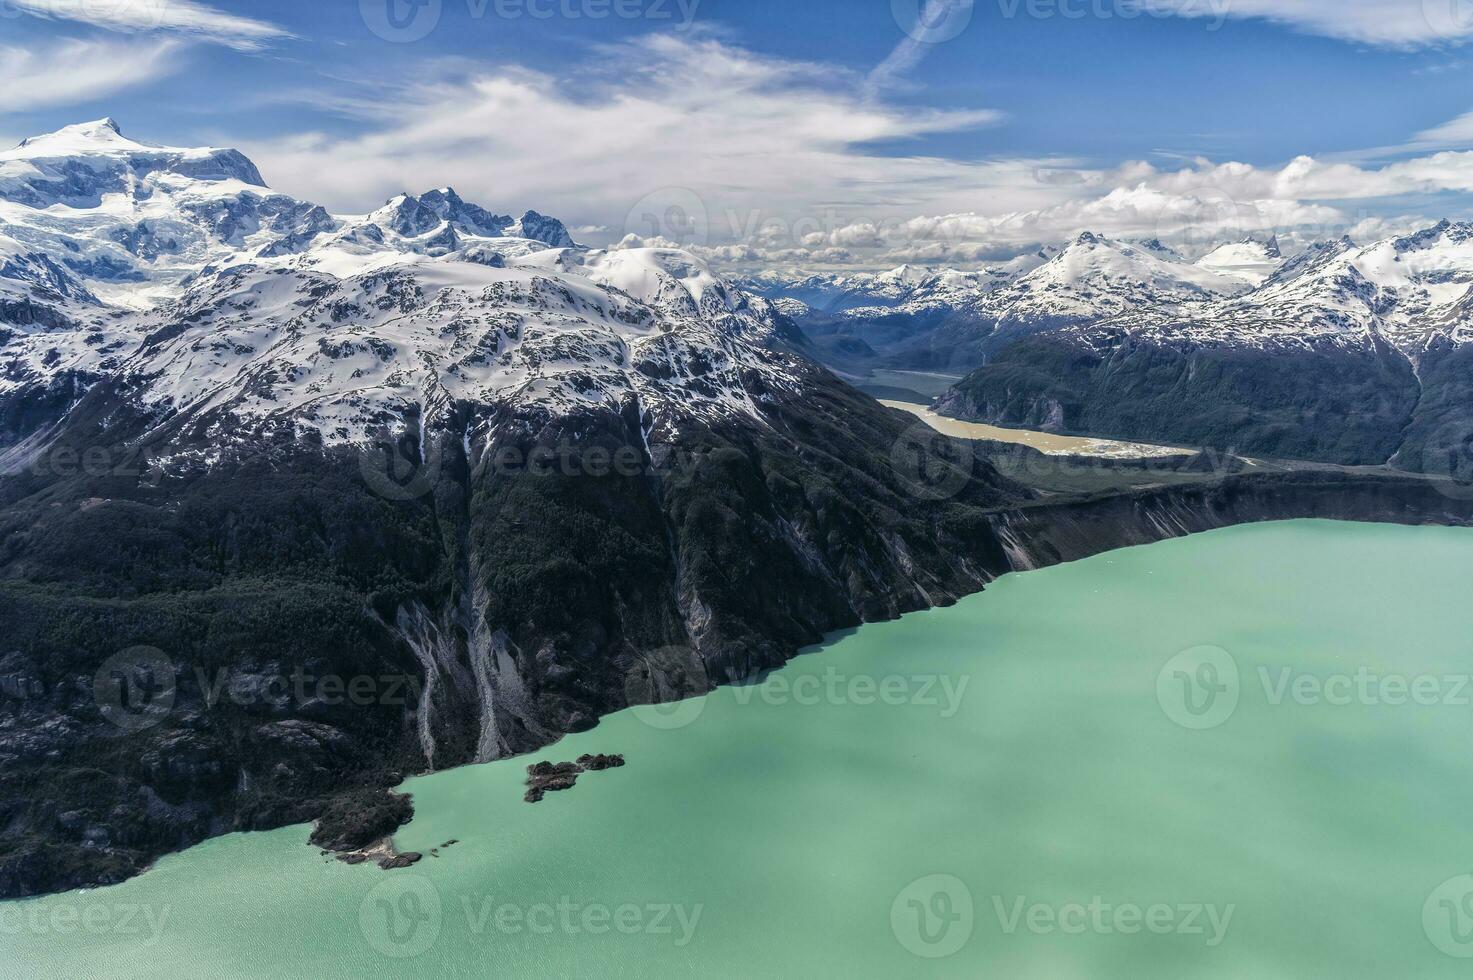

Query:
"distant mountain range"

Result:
[[744, 225, 1473, 474], [737, 234, 1295, 374]]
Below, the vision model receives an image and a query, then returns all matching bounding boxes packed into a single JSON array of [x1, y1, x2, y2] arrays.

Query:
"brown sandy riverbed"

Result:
[[882, 400, 1194, 459]]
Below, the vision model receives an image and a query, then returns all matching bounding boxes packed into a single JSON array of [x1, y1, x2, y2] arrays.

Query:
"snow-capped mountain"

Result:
[[0, 120, 1032, 899], [937, 220, 1473, 468], [0, 119, 816, 468], [744, 233, 1250, 373], [736, 255, 1045, 317], [0, 120, 578, 309], [1, 118, 329, 310], [978, 231, 1244, 326], [1093, 220, 1473, 351], [1194, 237, 1282, 287]]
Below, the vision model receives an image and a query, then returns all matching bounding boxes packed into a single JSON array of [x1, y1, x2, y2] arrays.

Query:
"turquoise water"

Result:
[[8, 520, 1473, 978]]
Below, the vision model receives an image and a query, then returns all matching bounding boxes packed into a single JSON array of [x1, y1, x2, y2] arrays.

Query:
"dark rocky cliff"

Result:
[[2, 385, 1469, 900]]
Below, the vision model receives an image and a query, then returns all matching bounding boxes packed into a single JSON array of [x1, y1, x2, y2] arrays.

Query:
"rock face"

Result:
[[308, 790, 415, 854], [934, 330, 1423, 465]]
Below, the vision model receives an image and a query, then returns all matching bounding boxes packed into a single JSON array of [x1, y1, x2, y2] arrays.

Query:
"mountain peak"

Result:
[[61, 117, 123, 139], [14, 117, 140, 154], [513, 209, 576, 248], [878, 263, 931, 282]]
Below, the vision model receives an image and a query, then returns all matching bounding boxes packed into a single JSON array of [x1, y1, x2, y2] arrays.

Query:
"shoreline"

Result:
[[10, 469, 1473, 901]]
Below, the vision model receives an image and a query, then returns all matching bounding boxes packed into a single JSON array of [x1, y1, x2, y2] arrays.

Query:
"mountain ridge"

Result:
[[0, 120, 1036, 899]]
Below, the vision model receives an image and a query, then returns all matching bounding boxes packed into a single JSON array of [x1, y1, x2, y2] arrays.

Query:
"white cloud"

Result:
[[240, 34, 1473, 271], [1411, 109, 1473, 148], [1138, 151, 1473, 201], [1140, 0, 1473, 48], [0, 38, 180, 113], [866, 0, 976, 95], [805, 150, 1473, 265], [247, 35, 1008, 230], [9, 0, 291, 51]]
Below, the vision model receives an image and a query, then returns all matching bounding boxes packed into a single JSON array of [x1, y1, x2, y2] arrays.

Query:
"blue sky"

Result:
[[4, 0, 1473, 267]]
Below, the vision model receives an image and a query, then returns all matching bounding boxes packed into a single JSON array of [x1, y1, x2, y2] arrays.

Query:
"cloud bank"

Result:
[[236, 34, 1473, 269]]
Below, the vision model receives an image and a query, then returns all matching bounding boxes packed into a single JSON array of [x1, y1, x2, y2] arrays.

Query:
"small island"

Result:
[[525, 754, 626, 803]]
